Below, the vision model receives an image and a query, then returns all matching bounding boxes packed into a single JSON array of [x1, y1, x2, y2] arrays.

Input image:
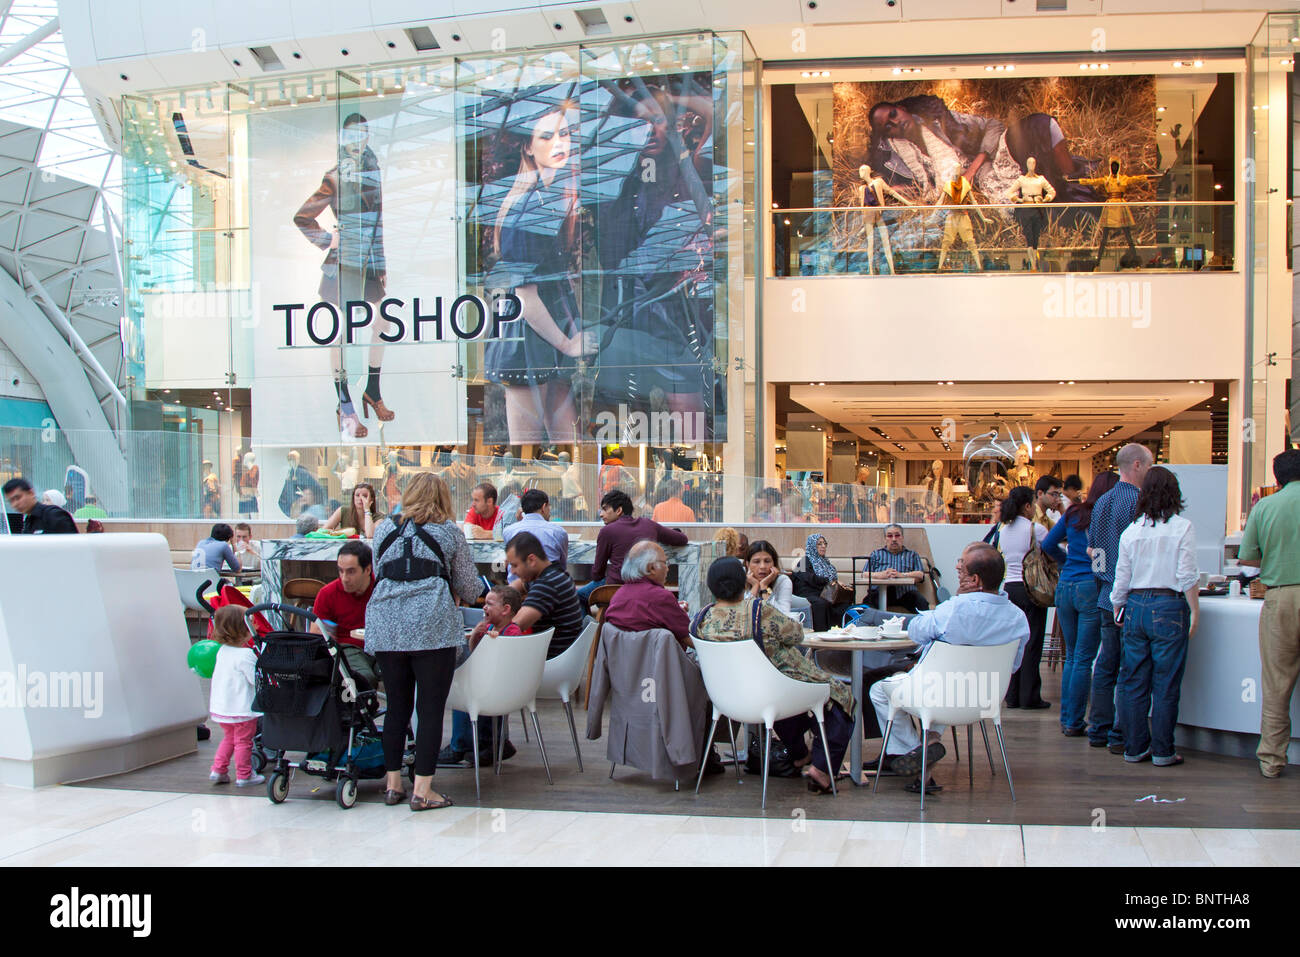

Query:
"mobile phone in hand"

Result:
[[1113, 606, 1125, 625]]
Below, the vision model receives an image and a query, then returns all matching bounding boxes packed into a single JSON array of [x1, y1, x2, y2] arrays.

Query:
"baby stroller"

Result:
[[246, 602, 410, 809]]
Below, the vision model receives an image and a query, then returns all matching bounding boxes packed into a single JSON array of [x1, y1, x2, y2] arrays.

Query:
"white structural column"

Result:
[[0, 265, 126, 512]]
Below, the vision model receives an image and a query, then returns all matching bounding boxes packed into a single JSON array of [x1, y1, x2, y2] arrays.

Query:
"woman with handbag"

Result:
[[993, 485, 1050, 709], [364, 472, 482, 811], [791, 533, 853, 632]]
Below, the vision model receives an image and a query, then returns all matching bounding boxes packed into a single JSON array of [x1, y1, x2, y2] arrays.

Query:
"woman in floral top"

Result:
[[695, 558, 856, 795]]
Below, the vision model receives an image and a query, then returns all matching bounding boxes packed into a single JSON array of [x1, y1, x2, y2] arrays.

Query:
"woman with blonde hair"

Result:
[[365, 472, 482, 811]]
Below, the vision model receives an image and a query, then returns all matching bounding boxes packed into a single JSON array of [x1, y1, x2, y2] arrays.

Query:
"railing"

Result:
[[772, 200, 1234, 277], [0, 427, 966, 526]]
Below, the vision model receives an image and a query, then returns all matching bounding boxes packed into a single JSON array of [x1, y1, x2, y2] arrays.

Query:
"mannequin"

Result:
[[936, 175, 990, 271], [383, 449, 401, 512], [239, 451, 259, 515], [438, 449, 479, 511], [1070, 155, 1157, 267], [1008, 156, 1056, 270], [857, 164, 913, 275], [200, 459, 220, 518], [1007, 444, 1039, 490], [923, 459, 954, 522]]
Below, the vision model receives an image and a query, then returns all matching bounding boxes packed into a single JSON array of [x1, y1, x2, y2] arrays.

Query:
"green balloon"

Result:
[[187, 640, 220, 679]]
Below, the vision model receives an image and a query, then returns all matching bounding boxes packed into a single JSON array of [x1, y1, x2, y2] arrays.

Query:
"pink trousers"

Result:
[[211, 718, 258, 780]]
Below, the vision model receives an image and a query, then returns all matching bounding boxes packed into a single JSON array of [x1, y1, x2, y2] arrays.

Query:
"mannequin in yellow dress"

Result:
[[936, 175, 990, 271], [1070, 155, 1158, 266]]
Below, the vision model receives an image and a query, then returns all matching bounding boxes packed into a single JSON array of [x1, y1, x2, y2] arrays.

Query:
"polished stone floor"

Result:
[[1, 782, 1298, 866]]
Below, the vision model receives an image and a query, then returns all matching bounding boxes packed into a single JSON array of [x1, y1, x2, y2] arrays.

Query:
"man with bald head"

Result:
[[1086, 442, 1154, 752], [603, 540, 693, 649], [866, 542, 1030, 793]]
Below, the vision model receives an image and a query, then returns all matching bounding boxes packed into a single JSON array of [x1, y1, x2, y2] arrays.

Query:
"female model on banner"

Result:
[[593, 74, 717, 435], [480, 92, 591, 444], [294, 112, 394, 440]]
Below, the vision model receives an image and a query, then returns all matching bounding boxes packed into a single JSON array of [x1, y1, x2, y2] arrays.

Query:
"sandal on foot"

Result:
[[384, 789, 409, 806], [410, 792, 454, 812]]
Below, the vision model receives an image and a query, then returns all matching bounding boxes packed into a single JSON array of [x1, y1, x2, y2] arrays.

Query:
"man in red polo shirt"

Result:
[[311, 540, 379, 688], [464, 482, 499, 540]]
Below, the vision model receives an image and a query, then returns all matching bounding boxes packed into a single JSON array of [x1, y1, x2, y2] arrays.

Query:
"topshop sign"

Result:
[[274, 293, 523, 346]]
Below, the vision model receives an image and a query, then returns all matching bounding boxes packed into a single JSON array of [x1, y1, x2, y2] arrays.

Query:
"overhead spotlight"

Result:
[[1157, 105, 1166, 112], [1192, 60, 1203, 68], [1173, 61, 1184, 68]]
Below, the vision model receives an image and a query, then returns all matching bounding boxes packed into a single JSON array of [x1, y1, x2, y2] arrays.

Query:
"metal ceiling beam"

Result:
[[0, 15, 60, 70]]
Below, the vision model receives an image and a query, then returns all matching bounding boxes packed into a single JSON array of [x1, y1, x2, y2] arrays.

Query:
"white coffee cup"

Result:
[[1228, 580, 1242, 598]]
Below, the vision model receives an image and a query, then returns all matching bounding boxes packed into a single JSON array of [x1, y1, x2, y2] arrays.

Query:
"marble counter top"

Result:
[[259, 536, 723, 616]]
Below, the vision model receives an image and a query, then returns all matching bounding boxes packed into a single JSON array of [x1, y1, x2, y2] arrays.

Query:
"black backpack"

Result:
[[376, 520, 451, 584]]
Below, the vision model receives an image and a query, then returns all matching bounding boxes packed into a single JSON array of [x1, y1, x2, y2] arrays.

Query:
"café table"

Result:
[[800, 631, 916, 786]]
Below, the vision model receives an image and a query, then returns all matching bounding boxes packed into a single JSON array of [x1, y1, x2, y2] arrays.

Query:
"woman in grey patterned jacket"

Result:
[[366, 471, 482, 811]]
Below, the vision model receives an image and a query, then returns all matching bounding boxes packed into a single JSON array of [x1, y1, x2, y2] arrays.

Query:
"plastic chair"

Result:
[[533, 617, 598, 771], [175, 569, 215, 613], [692, 637, 835, 809], [446, 627, 555, 802], [874, 640, 1019, 811]]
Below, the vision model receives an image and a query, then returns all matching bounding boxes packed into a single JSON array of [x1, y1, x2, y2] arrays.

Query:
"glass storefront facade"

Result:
[[6, 23, 1288, 528], [111, 32, 755, 522]]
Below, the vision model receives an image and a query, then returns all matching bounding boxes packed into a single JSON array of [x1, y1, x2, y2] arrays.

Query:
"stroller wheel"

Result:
[[335, 775, 358, 810], [267, 771, 289, 804], [251, 749, 267, 774]]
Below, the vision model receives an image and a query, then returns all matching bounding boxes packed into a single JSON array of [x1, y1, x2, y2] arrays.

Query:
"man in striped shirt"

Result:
[[505, 531, 585, 660], [866, 524, 930, 613], [1086, 443, 1152, 752]]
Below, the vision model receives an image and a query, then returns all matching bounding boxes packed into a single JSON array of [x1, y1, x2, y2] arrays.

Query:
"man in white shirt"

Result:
[[866, 543, 1030, 792], [502, 489, 569, 586]]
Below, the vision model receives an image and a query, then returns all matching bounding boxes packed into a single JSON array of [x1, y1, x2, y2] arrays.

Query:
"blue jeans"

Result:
[[576, 577, 605, 612], [449, 711, 503, 754], [1117, 591, 1190, 760], [1055, 577, 1100, 732], [1088, 600, 1124, 747]]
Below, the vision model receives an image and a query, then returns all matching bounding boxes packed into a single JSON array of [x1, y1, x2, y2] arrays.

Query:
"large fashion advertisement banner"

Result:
[[462, 68, 726, 447], [247, 95, 465, 446], [830, 76, 1159, 268]]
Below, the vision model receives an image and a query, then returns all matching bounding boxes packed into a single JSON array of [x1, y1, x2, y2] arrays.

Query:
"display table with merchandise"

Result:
[[259, 536, 723, 619], [1177, 594, 1300, 763]]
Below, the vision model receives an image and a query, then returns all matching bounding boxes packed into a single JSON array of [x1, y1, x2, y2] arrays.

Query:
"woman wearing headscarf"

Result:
[[790, 532, 853, 632]]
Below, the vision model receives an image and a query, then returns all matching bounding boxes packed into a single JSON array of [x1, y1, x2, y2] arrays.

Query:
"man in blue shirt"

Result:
[[1086, 443, 1152, 752], [190, 523, 241, 574], [865, 524, 929, 613], [502, 489, 569, 585], [867, 543, 1029, 791]]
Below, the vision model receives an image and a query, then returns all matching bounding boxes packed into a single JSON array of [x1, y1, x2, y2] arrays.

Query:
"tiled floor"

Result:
[[3, 783, 1298, 866]]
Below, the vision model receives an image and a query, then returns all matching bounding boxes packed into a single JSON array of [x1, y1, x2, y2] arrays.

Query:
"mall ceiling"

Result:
[[786, 380, 1219, 458]]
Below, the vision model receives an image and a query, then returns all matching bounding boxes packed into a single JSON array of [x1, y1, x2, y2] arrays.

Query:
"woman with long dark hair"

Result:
[[994, 485, 1050, 709], [744, 539, 793, 615], [1110, 466, 1199, 766], [480, 93, 589, 444], [294, 113, 392, 439], [1043, 470, 1119, 735], [324, 483, 383, 539]]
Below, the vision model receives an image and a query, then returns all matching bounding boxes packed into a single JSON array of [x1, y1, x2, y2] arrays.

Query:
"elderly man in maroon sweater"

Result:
[[603, 541, 693, 650]]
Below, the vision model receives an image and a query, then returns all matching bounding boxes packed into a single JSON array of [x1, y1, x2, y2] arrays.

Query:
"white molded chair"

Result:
[[533, 617, 597, 771], [447, 627, 555, 802], [787, 594, 812, 629], [692, 637, 835, 809], [874, 640, 1019, 811], [175, 569, 216, 613]]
